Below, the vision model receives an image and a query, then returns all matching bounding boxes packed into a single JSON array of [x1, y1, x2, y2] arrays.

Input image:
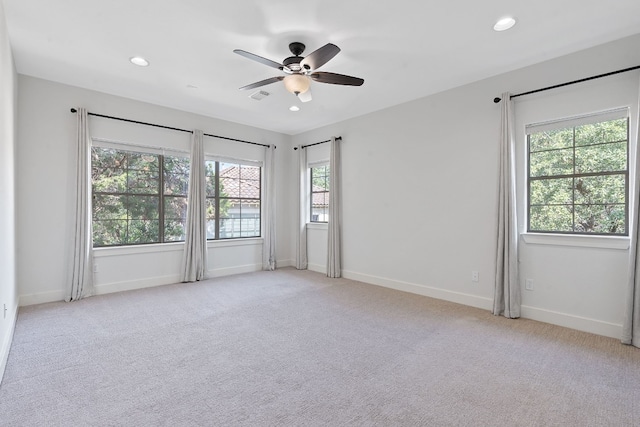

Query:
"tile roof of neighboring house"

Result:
[[217, 164, 328, 207], [219, 165, 261, 199], [312, 184, 328, 207]]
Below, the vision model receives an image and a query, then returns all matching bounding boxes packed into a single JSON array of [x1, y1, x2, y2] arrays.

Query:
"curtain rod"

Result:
[[493, 65, 640, 103], [69, 108, 273, 148], [293, 136, 342, 150]]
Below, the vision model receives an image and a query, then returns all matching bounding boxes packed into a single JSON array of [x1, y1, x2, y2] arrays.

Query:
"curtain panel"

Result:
[[262, 144, 277, 270], [623, 77, 640, 347], [295, 145, 308, 269], [327, 137, 342, 278], [181, 129, 207, 282], [67, 108, 94, 302], [493, 93, 521, 318]]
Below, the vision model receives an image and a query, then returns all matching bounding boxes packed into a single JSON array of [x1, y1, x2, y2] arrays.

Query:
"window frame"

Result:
[[91, 146, 191, 247], [310, 163, 330, 223], [208, 159, 262, 240], [525, 109, 629, 236], [91, 143, 263, 248]]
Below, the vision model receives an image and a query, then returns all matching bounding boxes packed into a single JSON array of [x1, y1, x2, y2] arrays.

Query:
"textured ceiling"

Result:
[[4, 0, 640, 134]]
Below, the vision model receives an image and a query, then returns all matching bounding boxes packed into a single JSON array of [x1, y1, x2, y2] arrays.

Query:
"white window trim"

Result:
[[206, 154, 263, 167], [309, 162, 330, 224], [94, 237, 264, 257], [306, 222, 328, 230], [520, 232, 629, 250], [525, 107, 629, 135], [524, 108, 630, 240], [92, 137, 189, 157], [308, 160, 329, 168]]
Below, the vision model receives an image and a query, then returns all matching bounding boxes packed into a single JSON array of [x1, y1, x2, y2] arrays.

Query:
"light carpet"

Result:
[[1, 268, 639, 426]]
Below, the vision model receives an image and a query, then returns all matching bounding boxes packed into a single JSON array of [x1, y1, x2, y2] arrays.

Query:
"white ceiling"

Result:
[[3, 0, 640, 135]]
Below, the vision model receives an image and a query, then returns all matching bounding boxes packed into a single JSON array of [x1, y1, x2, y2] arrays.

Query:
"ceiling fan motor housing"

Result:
[[283, 56, 303, 72], [282, 42, 307, 73]]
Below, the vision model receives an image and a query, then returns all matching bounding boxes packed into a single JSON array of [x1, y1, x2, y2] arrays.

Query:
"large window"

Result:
[[92, 146, 261, 247], [527, 110, 629, 235], [310, 164, 330, 222]]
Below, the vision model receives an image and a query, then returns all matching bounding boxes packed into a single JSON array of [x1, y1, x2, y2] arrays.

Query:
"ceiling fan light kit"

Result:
[[234, 41, 364, 102], [283, 74, 310, 95]]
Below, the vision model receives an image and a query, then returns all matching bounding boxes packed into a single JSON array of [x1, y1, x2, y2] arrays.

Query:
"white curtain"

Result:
[[623, 79, 640, 347], [327, 137, 342, 278], [493, 93, 520, 318], [67, 108, 93, 302], [295, 145, 308, 269], [181, 129, 207, 282], [262, 144, 276, 270]]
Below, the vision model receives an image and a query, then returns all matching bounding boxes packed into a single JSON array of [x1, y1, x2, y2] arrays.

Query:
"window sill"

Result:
[[94, 237, 263, 257], [94, 242, 185, 257], [521, 233, 629, 250], [307, 222, 328, 230], [207, 237, 263, 248]]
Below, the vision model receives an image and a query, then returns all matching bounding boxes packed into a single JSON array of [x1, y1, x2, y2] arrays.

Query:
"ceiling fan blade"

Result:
[[310, 72, 364, 86], [239, 76, 284, 91], [300, 43, 340, 71], [233, 49, 283, 70], [298, 89, 312, 103]]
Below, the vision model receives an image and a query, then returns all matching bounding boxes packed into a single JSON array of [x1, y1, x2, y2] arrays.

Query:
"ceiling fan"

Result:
[[233, 42, 364, 102]]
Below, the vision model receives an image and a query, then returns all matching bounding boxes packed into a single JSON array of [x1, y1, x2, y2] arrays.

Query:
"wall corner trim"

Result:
[[0, 302, 19, 385]]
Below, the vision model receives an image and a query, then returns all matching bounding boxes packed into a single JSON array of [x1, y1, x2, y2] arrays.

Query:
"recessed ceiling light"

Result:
[[289, 106, 300, 112], [494, 17, 516, 32], [129, 56, 149, 67]]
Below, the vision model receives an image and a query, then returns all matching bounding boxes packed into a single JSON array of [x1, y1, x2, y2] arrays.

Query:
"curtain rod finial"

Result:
[[70, 108, 77, 113], [493, 97, 502, 103]]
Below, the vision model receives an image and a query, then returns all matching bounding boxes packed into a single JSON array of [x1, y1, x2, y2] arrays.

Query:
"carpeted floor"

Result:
[[1, 268, 639, 426]]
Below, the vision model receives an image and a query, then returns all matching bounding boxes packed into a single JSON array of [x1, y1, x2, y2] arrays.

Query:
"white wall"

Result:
[[0, 0, 18, 383], [293, 33, 640, 339], [17, 76, 295, 305]]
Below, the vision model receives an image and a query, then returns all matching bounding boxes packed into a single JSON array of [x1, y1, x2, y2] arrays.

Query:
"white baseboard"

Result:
[[276, 259, 294, 268], [342, 269, 493, 311], [20, 264, 265, 306], [91, 264, 264, 296], [520, 305, 622, 339], [0, 300, 19, 385], [207, 263, 262, 278], [19, 290, 66, 306], [342, 269, 621, 339], [94, 274, 182, 296], [308, 263, 326, 274]]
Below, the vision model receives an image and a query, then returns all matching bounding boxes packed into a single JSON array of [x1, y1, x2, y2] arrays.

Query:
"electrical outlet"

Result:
[[471, 271, 479, 282], [525, 279, 534, 291]]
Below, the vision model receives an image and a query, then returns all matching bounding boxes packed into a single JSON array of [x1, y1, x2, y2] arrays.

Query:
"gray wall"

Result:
[[293, 33, 640, 339], [16, 76, 294, 304]]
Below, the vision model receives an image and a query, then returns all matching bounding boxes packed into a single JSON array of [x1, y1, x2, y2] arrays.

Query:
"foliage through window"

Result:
[[92, 146, 261, 247], [311, 164, 330, 222], [527, 111, 628, 235]]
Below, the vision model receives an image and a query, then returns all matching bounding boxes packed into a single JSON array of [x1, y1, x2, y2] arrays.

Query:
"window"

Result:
[[527, 110, 629, 235], [91, 147, 189, 246], [310, 164, 330, 222], [209, 161, 261, 239], [92, 146, 261, 247], [163, 156, 190, 242]]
